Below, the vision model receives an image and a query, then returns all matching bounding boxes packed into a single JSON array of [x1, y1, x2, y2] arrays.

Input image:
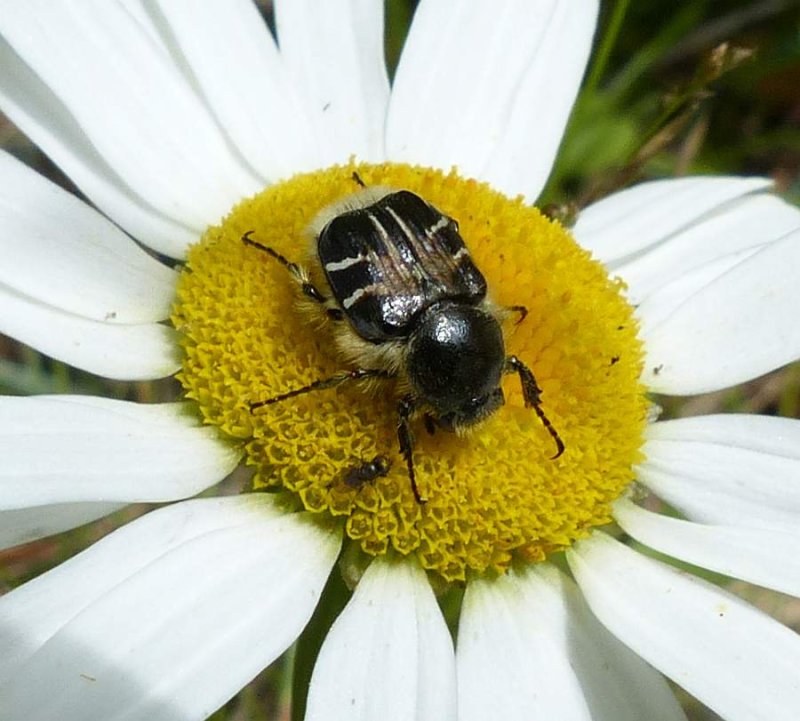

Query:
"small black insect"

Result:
[[245, 178, 564, 503], [342, 455, 392, 490]]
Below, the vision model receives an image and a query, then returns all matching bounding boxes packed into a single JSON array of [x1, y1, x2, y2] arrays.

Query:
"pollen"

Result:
[[172, 162, 648, 582]]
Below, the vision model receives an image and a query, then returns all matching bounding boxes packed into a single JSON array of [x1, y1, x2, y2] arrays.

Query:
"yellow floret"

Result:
[[173, 162, 648, 582]]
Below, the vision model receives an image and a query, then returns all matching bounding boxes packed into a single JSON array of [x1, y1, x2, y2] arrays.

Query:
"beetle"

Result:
[[244, 175, 563, 503]]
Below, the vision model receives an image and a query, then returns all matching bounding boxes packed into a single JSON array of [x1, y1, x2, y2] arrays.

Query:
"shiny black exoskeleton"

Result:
[[244, 179, 563, 504], [317, 189, 487, 340], [406, 301, 505, 432]]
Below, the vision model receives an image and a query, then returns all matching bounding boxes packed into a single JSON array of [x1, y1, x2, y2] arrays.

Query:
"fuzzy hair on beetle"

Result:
[[244, 173, 564, 504]]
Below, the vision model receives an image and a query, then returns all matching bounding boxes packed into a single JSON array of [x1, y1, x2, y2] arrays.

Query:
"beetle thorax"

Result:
[[406, 301, 506, 430]]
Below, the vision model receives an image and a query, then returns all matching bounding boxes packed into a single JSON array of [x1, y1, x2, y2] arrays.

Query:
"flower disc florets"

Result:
[[173, 162, 648, 582]]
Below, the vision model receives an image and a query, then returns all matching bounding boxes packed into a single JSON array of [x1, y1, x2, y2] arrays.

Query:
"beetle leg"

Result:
[[242, 231, 331, 308], [397, 395, 426, 504], [504, 355, 565, 459], [250, 368, 393, 411]]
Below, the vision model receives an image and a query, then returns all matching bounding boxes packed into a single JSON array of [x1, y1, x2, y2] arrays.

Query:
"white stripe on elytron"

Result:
[[342, 286, 367, 309], [324, 254, 368, 273]]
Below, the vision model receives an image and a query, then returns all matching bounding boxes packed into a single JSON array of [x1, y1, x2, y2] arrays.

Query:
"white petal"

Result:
[[150, 0, 321, 180], [0, 396, 239, 548], [531, 565, 686, 721], [614, 498, 800, 598], [458, 565, 685, 721], [618, 192, 800, 305], [306, 558, 456, 721], [275, 0, 390, 165], [642, 229, 800, 394], [387, 0, 597, 201], [479, 1, 598, 201], [0, 502, 125, 550], [0, 496, 276, 681], [0, 283, 179, 380], [458, 569, 592, 721], [0, 3, 261, 249], [0, 498, 340, 721], [633, 248, 758, 332], [568, 533, 800, 721], [0, 395, 240, 509], [639, 414, 800, 532], [573, 176, 772, 266], [534, 569, 688, 721], [0, 151, 176, 323], [0, 36, 198, 257]]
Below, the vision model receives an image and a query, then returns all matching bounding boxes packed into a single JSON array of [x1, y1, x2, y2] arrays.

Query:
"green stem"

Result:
[[583, 0, 632, 96]]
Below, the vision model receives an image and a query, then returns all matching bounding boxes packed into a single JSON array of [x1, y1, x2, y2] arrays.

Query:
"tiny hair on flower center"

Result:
[[172, 162, 648, 582]]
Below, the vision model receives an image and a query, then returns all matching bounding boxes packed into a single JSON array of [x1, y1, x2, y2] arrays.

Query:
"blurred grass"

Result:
[[1, 1, 799, 720]]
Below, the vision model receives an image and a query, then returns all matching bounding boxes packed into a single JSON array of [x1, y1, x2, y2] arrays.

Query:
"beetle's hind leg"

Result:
[[504, 355, 565, 459], [242, 231, 343, 321]]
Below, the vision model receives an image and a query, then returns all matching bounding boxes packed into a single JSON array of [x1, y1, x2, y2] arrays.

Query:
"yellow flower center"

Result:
[[173, 162, 648, 582]]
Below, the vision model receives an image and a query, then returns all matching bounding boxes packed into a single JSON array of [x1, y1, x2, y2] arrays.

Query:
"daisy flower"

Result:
[[2, 2, 800, 721]]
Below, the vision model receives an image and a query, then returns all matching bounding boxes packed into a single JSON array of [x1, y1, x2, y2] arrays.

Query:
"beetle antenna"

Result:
[[505, 356, 565, 459], [242, 230, 330, 305]]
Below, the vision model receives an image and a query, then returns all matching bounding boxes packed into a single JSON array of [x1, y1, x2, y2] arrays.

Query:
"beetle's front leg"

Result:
[[397, 394, 426, 504]]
